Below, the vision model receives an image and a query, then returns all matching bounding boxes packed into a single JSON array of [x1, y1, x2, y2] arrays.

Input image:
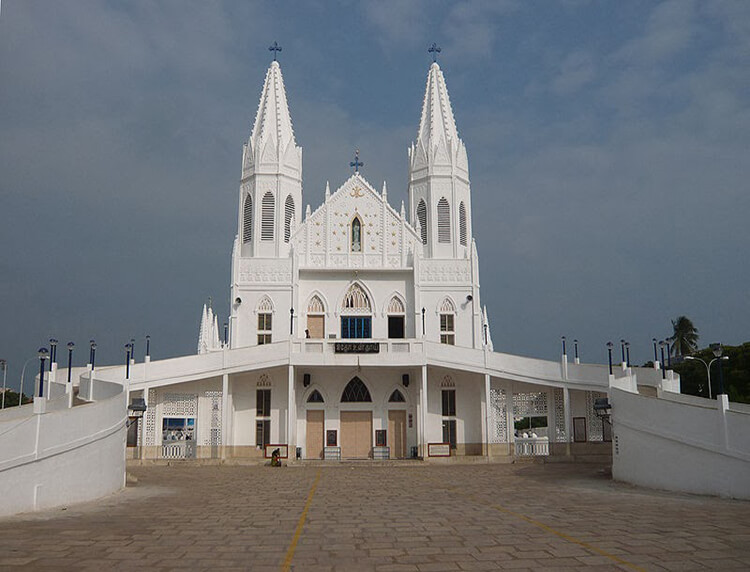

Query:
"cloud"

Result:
[[442, 0, 520, 60], [362, 0, 430, 53], [552, 51, 595, 95]]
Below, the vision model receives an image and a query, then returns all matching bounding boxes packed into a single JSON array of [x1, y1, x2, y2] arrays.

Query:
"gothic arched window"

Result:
[[341, 377, 372, 402], [389, 389, 406, 403], [437, 198, 451, 243], [307, 390, 324, 403], [243, 194, 253, 243], [417, 199, 427, 245], [351, 217, 362, 252], [440, 298, 456, 345], [341, 283, 372, 338], [284, 195, 295, 243], [459, 201, 467, 246]]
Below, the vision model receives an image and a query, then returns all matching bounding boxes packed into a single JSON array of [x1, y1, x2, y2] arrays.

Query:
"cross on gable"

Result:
[[269, 41, 282, 61], [350, 149, 364, 173]]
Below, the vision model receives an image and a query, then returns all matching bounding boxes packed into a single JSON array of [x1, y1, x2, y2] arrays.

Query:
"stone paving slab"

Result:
[[0, 463, 748, 571]]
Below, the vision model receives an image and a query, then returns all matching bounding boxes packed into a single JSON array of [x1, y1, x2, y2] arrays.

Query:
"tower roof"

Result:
[[416, 62, 460, 150], [249, 61, 297, 157]]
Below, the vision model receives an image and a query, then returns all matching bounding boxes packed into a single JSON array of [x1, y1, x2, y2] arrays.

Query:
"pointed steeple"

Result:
[[416, 62, 459, 153], [244, 61, 301, 176]]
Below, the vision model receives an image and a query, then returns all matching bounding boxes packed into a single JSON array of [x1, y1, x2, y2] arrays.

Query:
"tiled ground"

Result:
[[0, 463, 748, 571]]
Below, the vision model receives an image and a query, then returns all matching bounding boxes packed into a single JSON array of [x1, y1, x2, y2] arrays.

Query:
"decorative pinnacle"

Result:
[[428, 42, 441, 63], [269, 41, 282, 61], [350, 149, 364, 173]]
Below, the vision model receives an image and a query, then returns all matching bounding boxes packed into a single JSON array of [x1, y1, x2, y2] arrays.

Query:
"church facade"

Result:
[[126, 58, 637, 462]]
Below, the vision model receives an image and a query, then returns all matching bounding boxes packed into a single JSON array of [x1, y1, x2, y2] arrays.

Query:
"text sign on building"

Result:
[[334, 342, 380, 354]]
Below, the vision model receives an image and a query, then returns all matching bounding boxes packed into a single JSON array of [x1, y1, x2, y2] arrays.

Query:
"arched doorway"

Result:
[[339, 377, 372, 459]]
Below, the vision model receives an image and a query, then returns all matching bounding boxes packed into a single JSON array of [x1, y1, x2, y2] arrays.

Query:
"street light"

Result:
[[574, 339, 579, 363], [625, 341, 631, 368], [652, 338, 658, 367], [606, 341, 614, 375], [561, 336, 567, 356], [67, 342, 75, 384], [38, 348, 49, 398], [125, 344, 131, 379], [130, 338, 136, 362], [290, 308, 295, 336], [710, 343, 726, 395], [49, 338, 58, 371], [685, 354, 729, 399], [18, 355, 37, 407], [659, 340, 666, 379], [145, 335, 151, 358], [90, 340, 97, 371]]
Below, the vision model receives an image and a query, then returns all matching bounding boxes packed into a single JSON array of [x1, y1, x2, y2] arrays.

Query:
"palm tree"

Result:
[[671, 316, 699, 356]]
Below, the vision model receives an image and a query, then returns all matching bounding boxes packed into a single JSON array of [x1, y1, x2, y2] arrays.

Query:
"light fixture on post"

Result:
[[130, 338, 136, 363], [125, 343, 131, 379], [685, 353, 729, 399], [561, 336, 567, 357], [652, 338, 658, 369], [290, 308, 295, 336], [0, 359, 6, 410], [38, 347, 49, 398], [574, 339, 579, 364], [421, 307, 426, 337], [659, 340, 666, 379], [625, 341, 630, 368], [90, 341, 97, 371], [606, 341, 613, 376], [67, 342, 75, 384], [49, 338, 58, 371], [710, 343, 726, 395], [145, 335, 151, 359]]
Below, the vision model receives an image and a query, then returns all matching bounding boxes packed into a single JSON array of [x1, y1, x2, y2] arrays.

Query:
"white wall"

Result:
[[611, 387, 750, 499], [0, 378, 126, 517]]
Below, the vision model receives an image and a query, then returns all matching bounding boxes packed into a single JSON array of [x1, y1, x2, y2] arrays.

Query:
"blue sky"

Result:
[[1, 1, 749, 390]]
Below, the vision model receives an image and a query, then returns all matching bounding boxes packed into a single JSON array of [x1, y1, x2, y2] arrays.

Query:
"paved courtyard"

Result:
[[0, 463, 748, 571]]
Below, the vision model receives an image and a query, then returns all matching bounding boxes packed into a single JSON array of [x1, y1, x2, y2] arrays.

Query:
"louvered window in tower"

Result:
[[437, 198, 451, 243], [261, 192, 274, 241], [417, 200, 427, 245], [459, 202, 467, 246], [341, 377, 372, 402], [243, 195, 253, 243], [284, 195, 294, 243]]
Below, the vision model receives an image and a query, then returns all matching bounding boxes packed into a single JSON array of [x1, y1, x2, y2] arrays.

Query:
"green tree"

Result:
[[671, 316, 699, 356]]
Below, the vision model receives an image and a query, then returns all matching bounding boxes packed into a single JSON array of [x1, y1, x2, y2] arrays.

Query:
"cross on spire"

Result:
[[428, 42, 441, 63], [269, 41, 282, 61], [350, 149, 364, 173]]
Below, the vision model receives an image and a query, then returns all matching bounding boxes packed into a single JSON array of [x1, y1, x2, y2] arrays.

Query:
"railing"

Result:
[[514, 437, 549, 457], [161, 441, 196, 459]]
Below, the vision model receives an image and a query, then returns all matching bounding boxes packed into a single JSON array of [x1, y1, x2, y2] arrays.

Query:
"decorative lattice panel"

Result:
[[258, 373, 272, 387], [512, 391, 548, 417], [554, 388, 566, 442], [586, 391, 605, 441], [144, 388, 157, 446], [489, 388, 507, 442], [205, 390, 222, 446], [162, 393, 198, 417]]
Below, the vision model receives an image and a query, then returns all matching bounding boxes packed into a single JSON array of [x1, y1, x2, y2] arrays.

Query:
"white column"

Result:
[[221, 373, 229, 460], [420, 364, 428, 458], [563, 387, 572, 456], [483, 373, 491, 457], [287, 365, 296, 455]]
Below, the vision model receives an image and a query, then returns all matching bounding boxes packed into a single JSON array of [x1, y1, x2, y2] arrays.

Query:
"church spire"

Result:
[[244, 60, 301, 176], [415, 62, 459, 155]]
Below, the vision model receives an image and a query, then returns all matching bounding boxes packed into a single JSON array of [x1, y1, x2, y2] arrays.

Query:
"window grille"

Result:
[[257, 296, 274, 313], [439, 298, 455, 313], [417, 199, 427, 245], [387, 296, 405, 314], [342, 283, 371, 313], [243, 194, 253, 243], [307, 390, 324, 403], [341, 377, 372, 402], [284, 195, 294, 243], [261, 191, 274, 241], [258, 312, 272, 345], [459, 201, 467, 246], [307, 295, 325, 314], [389, 389, 406, 403], [437, 198, 450, 243], [440, 313, 455, 345]]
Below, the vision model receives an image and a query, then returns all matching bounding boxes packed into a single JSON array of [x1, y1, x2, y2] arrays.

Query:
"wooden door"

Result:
[[340, 411, 372, 458], [388, 410, 406, 458], [307, 315, 324, 339], [306, 410, 324, 459]]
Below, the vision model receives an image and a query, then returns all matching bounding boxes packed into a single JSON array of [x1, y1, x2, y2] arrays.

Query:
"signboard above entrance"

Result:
[[334, 342, 380, 354]]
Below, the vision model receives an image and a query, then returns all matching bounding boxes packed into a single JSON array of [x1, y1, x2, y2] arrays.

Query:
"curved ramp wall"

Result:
[[0, 379, 126, 517], [611, 387, 750, 499]]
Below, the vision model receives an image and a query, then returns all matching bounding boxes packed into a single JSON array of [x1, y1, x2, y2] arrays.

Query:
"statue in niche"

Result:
[[351, 217, 362, 252]]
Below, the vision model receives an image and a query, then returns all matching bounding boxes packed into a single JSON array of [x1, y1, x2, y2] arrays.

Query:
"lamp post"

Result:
[[67, 342, 75, 384], [652, 338, 658, 368], [685, 355, 729, 399], [606, 341, 613, 376], [625, 342, 630, 368], [18, 356, 37, 407], [561, 336, 566, 356], [224, 323, 228, 346], [659, 340, 666, 379], [145, 335, 151, 359], [290, 308, 294, 336], [620, 339, 626, 365], [90, 340, 97, 371], [0, 359, 7, 410], [574, 339, 579, 364], [130, 338, 136, 363], [49, 338, 58, 371], [38, 348, 49, 398], [422, 307, 426, 337], [125, 344, 131, 379], [710, 343, 726, 395]]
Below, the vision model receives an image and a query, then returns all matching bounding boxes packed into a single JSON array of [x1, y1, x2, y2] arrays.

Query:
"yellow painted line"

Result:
[[436, 481, 646, 572], [280, 469, 321, 572]]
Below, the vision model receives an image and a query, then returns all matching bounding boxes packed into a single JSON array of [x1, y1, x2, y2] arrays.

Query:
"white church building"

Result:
[[120, 57, 629, 463]]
